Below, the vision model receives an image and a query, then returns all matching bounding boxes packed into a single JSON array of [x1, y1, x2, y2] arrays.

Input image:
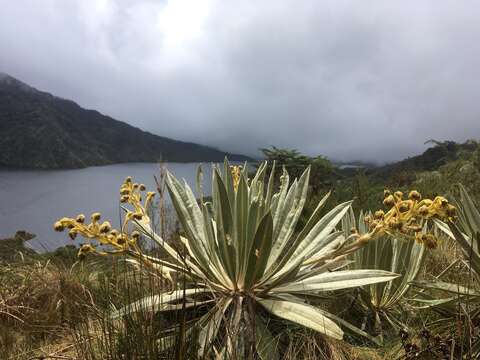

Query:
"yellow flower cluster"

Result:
[[363, 190, 456, 249], [53, 176, 155, 258], [230, 165, 242, 191], [119, 176, 156, 231]]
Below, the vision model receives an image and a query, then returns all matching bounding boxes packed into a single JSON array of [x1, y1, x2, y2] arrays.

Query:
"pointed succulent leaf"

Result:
[[292, 201, 353, 260], [265, 160, 277, 208], [271, 270, 399, 293], [456, 183, 480, 240], [448, 222, 480, 275], [267, 167, 310, 269], [262, 197, 343, 281], [198, 299, 232, 356], [235, 172, 249, 277], [411, 280, 480, 297], [165, 172, 212, 273], [245, 212, 274, 287], [212, 168, 236, 282], [111, 288, 206, 318], [258, 299, 343, 339], [223, 158, 236, 206]]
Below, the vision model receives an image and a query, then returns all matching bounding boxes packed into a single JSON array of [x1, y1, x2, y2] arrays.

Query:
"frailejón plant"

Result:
[[349, 211, 425, 339], [55, 161, 402, 357]]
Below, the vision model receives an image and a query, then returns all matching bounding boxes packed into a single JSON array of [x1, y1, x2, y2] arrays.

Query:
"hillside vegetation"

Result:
[[0, 73, 250, 169], [330, 140, 480, 212]]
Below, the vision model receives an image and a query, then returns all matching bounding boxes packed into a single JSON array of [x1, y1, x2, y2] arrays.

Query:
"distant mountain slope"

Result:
[[370, 140, 480, 182], [0, 73, 250, 169], [329, 139, 480, 213]]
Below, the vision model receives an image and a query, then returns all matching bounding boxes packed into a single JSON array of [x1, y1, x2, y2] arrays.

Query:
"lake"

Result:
[[0, 163, 212, 251]]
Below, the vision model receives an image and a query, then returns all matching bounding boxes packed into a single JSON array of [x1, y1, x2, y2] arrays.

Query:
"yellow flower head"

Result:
[[394, 191, 404, 201], [383, 195, 395, 207], [146, 191, 156, 199], [408, 190, 422, 201], [446, 204, 456, 217], [116, 234, 127, 245], [420, 234, 438, 249], [54, 221, 65, 232], [76, 214, 86, 223], [78, 243, 96, 256], [68, 229, 78, 240], [374, 210, 385, 220], [418, 205, 429, 216], [99, 221, 112, 233], [398, 201, 411, 213], [91, 212, 101, 222]]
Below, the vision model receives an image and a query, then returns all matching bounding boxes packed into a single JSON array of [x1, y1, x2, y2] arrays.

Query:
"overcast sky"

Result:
[[1, 0, 480, 163]]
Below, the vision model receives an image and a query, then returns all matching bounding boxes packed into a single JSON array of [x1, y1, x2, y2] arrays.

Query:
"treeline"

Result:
[[258, 140, 480, 212]]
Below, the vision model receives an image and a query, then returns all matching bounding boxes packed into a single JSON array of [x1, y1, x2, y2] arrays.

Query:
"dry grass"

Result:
[[0, 259, 97, 359], [0, 224, 474, 359], [1, 233, 472, 360], [422, 234, 462, 282], [0, 251, 470, 360], [281, 332, 347, 359]]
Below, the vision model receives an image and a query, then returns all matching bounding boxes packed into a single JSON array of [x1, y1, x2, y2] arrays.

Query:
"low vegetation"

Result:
[[2, 141, 480, 359]]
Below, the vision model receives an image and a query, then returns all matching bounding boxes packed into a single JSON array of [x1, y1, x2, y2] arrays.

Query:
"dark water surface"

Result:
[[0, 163, 211, 251]]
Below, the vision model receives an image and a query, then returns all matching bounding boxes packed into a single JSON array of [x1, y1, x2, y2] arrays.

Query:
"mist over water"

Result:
[[0, 163, 212, 251]]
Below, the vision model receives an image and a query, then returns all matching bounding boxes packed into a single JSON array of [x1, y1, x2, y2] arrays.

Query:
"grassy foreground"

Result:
[[2, 151, 479, 359], [0, 218, 469, 359]]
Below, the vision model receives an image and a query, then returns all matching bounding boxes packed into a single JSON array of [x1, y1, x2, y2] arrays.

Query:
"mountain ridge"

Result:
[[0, 73, 251, 169]]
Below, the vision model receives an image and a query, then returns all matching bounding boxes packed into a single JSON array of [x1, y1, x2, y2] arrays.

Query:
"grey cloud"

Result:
[[1, 0, 480, 164]]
